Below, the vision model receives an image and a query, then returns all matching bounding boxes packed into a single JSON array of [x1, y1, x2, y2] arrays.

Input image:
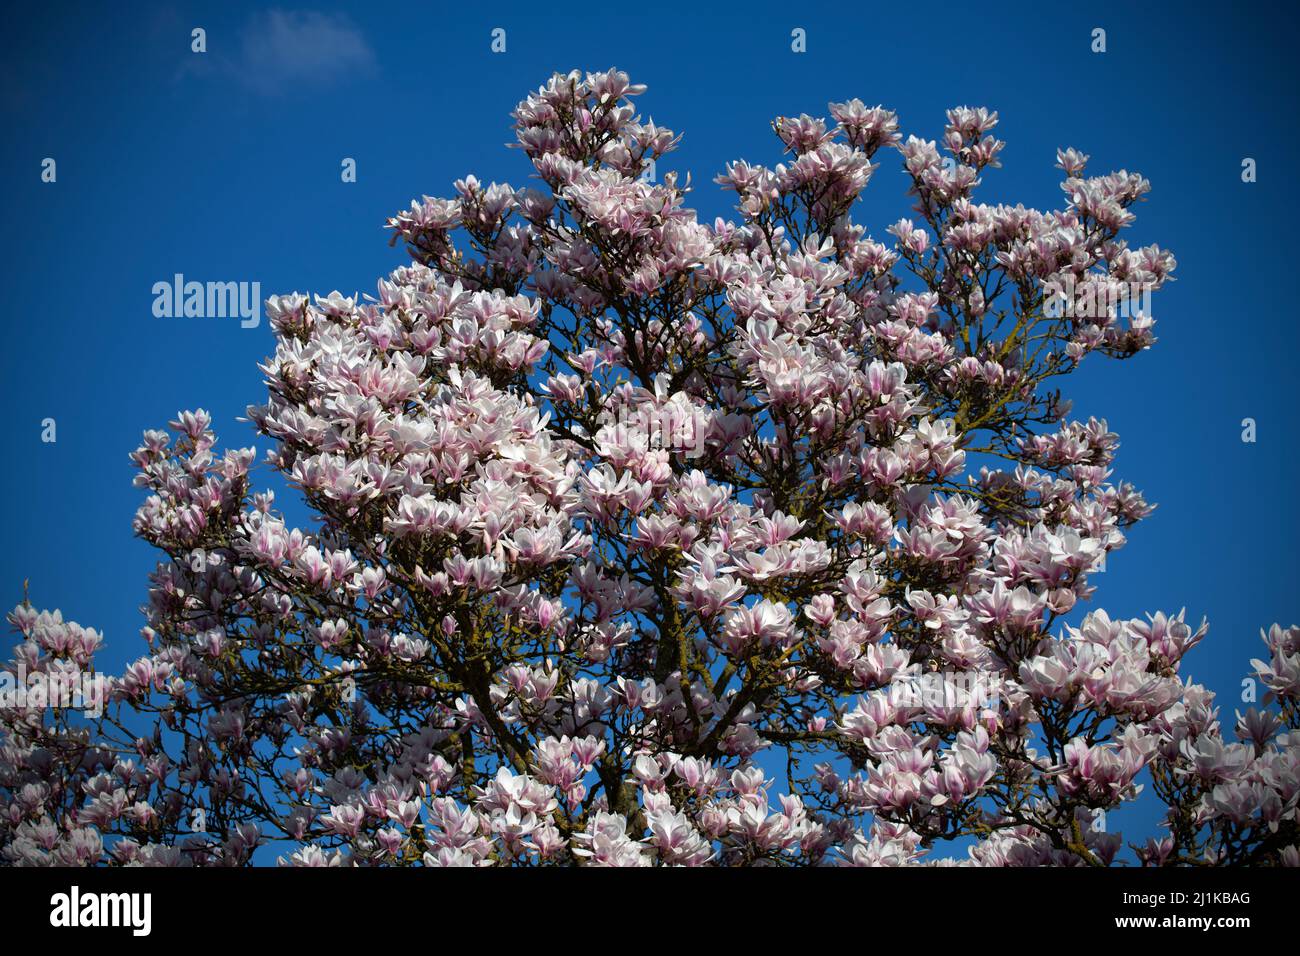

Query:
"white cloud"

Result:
[[184, 9, 375, 95]]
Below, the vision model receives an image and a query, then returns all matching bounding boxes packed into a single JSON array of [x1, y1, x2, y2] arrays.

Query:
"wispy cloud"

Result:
[[181, 9, 375, 95]]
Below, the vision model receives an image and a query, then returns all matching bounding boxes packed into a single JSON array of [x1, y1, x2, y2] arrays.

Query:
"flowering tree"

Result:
[[3, 70, 1297, 867]]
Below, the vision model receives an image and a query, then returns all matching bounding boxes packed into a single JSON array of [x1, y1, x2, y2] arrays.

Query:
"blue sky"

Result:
[[2, 1, 1297, 852]]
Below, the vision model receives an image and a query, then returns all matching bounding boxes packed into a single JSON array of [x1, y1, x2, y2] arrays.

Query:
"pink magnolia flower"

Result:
[[3, 68, 1295, 870]]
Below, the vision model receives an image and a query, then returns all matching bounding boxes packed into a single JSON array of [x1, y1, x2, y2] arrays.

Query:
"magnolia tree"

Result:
[[3, 70, 1298, 868]]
